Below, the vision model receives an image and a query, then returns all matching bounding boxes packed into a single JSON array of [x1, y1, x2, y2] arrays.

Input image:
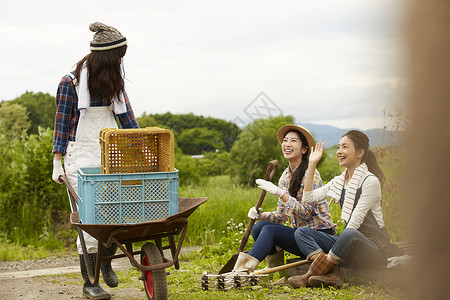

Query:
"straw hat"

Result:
[[277, 124, 315, 156]]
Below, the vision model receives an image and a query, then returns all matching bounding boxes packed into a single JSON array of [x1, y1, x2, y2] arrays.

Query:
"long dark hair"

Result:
[[286, 130, 310, 197], [74, 45, 127, 100], [343, 130, 385, 186]]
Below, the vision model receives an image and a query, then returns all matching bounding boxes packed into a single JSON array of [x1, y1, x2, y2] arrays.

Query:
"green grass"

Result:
[[38, 240, 407, 300], [0, 242, 74, 261], [120, 251, 407, 300], [179, 175, 281, 247]]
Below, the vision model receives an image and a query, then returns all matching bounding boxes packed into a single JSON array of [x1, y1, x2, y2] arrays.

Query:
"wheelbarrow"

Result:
[[62, 176, 207, 300]]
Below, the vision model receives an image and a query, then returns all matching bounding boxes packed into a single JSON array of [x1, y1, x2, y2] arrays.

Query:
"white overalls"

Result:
[[64, 105, 118, 254]]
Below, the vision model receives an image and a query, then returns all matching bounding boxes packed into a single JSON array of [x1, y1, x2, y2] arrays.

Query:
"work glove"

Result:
[[255, 179, 285, 197], [386, 254, 413, 268], [248, 207, 263, 220], [52, 159, 65, 184]]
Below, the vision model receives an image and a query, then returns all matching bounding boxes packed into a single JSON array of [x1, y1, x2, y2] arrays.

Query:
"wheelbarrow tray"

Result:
[[70, 197, 207, 243]]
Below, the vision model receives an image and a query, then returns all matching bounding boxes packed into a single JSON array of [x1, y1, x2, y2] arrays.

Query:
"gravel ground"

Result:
[[0, 246, 200, 299], [0, 255, 80, 273]]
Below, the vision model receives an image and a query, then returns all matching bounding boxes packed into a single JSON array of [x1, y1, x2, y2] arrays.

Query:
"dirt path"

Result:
[[0, 247, 200, 300]]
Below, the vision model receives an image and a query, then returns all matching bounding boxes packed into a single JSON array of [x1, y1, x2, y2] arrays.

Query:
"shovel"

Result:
[[218, 159, 278, 274]]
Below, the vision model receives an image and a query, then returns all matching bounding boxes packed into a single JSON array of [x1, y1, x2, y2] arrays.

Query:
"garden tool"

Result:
[[202, 259, 310, 290], [218, 159, 278, 274]]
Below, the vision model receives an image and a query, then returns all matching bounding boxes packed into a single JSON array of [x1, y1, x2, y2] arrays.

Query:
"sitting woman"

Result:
[[232, 125, 336, 273], [289, 130, 398, 288]]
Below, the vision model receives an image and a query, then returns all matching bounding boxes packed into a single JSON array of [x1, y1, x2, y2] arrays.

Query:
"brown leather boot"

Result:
[[288, 252, 335, 288], [308, 265, 344, 288]]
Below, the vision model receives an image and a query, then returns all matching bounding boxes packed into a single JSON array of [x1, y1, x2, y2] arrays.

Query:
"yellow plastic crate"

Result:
[[99, 127, 175, 174]]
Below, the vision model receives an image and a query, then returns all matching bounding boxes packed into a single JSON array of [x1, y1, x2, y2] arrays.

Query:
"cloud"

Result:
[[0, 0, 408, 129]]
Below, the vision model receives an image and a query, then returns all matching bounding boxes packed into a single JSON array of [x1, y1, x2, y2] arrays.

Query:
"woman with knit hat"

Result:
[[51, 22, 139, 300], [288, 130, 401, 288], [231, 124, 336, 275]]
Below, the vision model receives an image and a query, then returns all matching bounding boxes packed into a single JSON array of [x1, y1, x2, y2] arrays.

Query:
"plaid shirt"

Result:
[[52, 74, 139, 154], [260, 166, 337, 234]]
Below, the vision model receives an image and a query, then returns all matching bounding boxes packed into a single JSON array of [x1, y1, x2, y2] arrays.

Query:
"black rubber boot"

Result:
[[100, 244, 119, 288], [79, 254, 111, 300]]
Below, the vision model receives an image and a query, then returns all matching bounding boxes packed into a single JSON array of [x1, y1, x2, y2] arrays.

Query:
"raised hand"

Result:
[[309, 141, 324, 166]]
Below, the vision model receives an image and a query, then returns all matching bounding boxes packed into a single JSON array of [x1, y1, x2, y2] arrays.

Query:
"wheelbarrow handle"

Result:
[[237, 159, 278, 253], [60, 175, 78, 212]]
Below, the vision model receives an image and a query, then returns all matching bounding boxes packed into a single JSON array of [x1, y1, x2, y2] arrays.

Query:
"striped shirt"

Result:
[[260, 166, 337, 234], [52, 74, 139, 154], [303, 166, 384, 231]]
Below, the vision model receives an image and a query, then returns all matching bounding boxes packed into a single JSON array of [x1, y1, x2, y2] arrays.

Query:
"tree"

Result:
[[137, 112, 241, 153], [135, 113, 159, 128], [4, 91, 55, 134], [177, 127, 224, 155], [0, 102, 31, 139], [230, 115, 295, 185]]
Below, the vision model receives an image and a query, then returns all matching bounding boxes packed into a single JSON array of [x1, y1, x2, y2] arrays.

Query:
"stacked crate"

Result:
[[99, 127, 174, 174], [77, 127, 178, 224]]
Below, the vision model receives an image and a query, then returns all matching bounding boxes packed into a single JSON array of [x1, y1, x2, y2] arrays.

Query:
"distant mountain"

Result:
[[298, 123, 402, 148]]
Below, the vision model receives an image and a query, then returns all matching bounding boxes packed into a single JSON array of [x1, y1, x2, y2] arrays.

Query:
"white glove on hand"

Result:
[[386, 254, 413, 268], [248, 207, 263, 220], [255, 179, 285, 197], [52, 159, 65, 184]]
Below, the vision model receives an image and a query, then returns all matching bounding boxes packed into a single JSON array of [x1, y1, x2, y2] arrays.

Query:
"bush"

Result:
[[0, 127, 69, 247], [197, 151, 231, 176], [316, 146, 344, 183], [229, 116, 294, 186], [175, 153, 207, 186], [375, 146, 409, 241]]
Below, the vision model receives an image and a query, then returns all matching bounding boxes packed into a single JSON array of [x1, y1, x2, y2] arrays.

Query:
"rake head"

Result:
[[201, 271, 269, 290]]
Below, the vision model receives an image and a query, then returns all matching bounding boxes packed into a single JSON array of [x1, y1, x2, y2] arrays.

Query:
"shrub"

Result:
[[0, 127, 68, 247], [316, 146, 344, 183], [229, 116, 294, 186]]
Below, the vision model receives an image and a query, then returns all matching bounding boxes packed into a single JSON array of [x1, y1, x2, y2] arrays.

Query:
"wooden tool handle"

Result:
[[237, 160, 278, 253], [254, 259, 310, 275]]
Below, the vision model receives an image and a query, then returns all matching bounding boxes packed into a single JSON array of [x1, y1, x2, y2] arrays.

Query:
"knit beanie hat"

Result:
[[89, 22, 127, 51]]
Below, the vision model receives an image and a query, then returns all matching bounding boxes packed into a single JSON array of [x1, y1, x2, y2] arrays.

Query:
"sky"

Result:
[[0, 0, 409, 130]]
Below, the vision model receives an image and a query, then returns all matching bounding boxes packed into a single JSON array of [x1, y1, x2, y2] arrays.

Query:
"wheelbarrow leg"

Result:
[[168, 235, 180, 270], [154, 238, 165, 260]]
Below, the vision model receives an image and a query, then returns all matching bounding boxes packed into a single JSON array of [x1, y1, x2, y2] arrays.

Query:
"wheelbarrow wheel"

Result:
[[141, 242, 167, 300]]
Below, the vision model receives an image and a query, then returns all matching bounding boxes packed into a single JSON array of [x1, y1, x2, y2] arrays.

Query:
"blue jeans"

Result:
[[294, 227, 386, 267], [247, 221, 305, 261]]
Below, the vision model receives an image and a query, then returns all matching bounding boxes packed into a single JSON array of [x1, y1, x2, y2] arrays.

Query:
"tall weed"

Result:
[[0, 127, 68, 247], [375, 146, 409, 241]]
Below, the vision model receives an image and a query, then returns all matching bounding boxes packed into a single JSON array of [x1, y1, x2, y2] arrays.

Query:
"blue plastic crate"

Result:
[[77, 167, 178, 224]]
